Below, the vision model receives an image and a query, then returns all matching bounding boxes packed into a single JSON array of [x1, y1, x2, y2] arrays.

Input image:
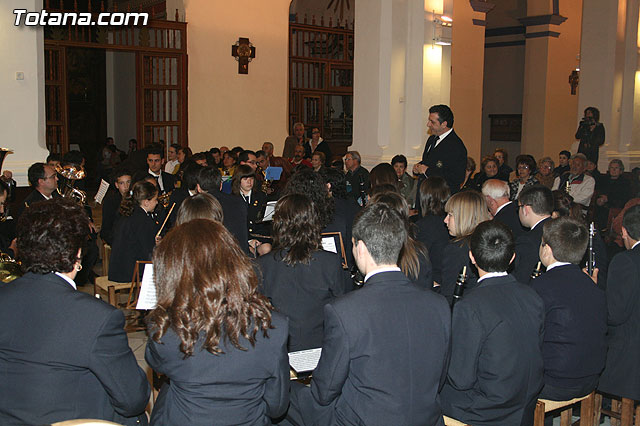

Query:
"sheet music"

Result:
[[262, 201, 277, 221], [136, 264, 157, 310], [94, 179, 110, 204], [288, 348, 322, 373], [321, 237, 337, 254], [265, 167, 283, 181]]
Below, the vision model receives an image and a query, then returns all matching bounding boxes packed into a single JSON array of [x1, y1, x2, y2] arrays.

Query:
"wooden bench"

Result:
[[534, 391, 595, 426]]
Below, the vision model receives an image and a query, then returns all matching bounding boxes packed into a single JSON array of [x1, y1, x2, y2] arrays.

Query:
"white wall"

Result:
[[105, 51, 136, 152], [0, 0, 50, 185]]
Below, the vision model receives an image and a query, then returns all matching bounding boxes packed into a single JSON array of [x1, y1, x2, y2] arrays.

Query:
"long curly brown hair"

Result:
[[147, 219, 273, 357], [271, 193, 322, 265]]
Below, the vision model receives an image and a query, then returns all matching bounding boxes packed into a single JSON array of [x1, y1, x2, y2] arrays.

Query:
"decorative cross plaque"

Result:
[[231, 37, 256, 74]]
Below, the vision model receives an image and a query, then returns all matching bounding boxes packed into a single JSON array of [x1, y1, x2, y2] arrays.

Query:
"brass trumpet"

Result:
[[55, 164, 87, 205], [0, 253, 22, 284]]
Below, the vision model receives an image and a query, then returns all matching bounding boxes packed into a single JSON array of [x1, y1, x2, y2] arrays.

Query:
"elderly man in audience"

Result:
[[0, 199, 150, 425], [598, 205, 640, 403], [287, 202, 451, 426], [532, 217, 607, 402], [283, 122, 310, 158], [552, 153, 595, 208], [344, 150, 370, 205], [482, 179, 525, 238], [289, 144, 312, 168], [440, 220, 544, 426]]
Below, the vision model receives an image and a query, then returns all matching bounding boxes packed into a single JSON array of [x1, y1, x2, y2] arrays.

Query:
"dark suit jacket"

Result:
[[420, 130, 467, 193], [211, 190, 249, 253], [158, 171, 175, 194], [108, 206, 159, 283], [18, 189, 61, 219], [598, 245, 640, 401], [416, 214, 450, 285], [257, 250, 351, 351], [493, 201, 526, 239], [100, 190, 122, 245], [283, 136, 308, 159], [441, 240, 478, 305], [244, 189, 269, 237], [297, 271, 451, 426], [345, 166, 370, 204], [146, 313, 290, 426], [166, 187, 190, 228], [440, 274, 545, 426], [0, 273, 150, 425], [531, 264, 607, 392], [513, 217, 551, 284]]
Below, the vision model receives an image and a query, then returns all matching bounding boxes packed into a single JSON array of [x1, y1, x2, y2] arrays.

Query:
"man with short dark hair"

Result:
[[597, 205, 640, 402], [440, 220, 544, 426], [513, 185, 554, 283], [531, 217, 607, 402], [289, 144, 312, 168], [20, 163, 61, 220], [553, 150, 571, 177], [288, 203, 451, 426], [147, 148, 175, 194], [238, 150, 258, 171]]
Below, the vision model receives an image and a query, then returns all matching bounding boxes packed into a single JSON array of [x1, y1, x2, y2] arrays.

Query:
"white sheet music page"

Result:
[[94, 179, 110, 204], [262, 201, 277, 221], [136, 264, 157, 310], [288, 348, 322, 373], [321, 237, 337, 253]]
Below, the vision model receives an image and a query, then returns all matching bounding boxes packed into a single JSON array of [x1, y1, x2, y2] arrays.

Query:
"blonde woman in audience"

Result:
[[536, 157, 556, 189]]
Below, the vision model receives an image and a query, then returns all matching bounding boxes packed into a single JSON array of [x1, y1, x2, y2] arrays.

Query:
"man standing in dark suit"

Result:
[[532, 217, 607, 401], [482, 179, 526, 238], [413, 104, 467, 196], [0, 199, 150, 425], [287, 203, 451, 426], [147, 148, 175, 194], [598, 205, 640, 402], [440, 221, 545, 426], [513, 185, 553, 283], [196, 166, 249, 253]]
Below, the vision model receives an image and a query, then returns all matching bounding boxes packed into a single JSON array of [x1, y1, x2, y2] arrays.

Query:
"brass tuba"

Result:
[[55, 164, 87, 205]]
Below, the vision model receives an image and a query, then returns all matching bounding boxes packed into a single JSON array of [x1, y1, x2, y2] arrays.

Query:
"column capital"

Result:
[[518, 14, 568, 26]]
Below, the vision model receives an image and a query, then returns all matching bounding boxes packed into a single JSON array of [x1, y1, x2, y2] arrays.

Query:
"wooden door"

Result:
[[44, 45, 68, 154]]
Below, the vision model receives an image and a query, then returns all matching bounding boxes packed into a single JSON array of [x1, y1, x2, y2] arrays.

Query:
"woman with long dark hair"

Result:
[[146, 219, 289, 426], [257, 193, 351, 351], [108, 180, 159, 283]]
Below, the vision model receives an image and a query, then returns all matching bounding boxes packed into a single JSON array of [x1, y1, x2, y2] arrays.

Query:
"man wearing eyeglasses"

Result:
[[18, 163, 61, 219]]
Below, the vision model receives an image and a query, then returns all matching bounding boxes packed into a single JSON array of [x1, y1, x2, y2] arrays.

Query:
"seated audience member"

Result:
[[415, 177, 451, 287], [0, 199, 149, 425], [551, 191, 609, 289], [283, 121, 309, 158], [288, 202, 451, 426], [465, 155, 500, 192], [289, 144, 312, 168], [441, 190, 490, 304], [482, 179, 525, 238], [595, 159, 632, 230], [509, 155, 540, 201], [108, 181, 159, 283], [531, 217, 607, 401], [175, 192, 223, 225], [392, 154, 417, 207], [598, 205, 640, 402], [146, 219, 289, 426], [209, 147, 222, 168], [554, 150, 571, 177], [165, 143, 180, 174], [494, 148, 512, 181], [238, 150, 258, 172], [100, 169, 132, 246], [552, 153, 595, 208], [535, 157, 555, 189], [369, 162, 398, 191], [331, 159, 344, 172], [513, 185, 553, 283], [173, 146, 192, 177], [460, 156, 477, 190], [221, 150, 237, 176], [257, 194, 350, 351], [309, 127, 333, 166], [344, 151, 370, 205], [585, 159, 604, 188], [440, 220, 544, 426], [196, 166, 249, 253], [311, 151, 325, 172], [232, 164, 270, 255], [191, 152, 208, 167], [146, 148, 175, 195], [370, 191, 433, 290]]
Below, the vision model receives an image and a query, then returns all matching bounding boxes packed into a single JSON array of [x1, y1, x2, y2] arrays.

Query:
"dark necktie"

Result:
[[426, 136, 440, 154]]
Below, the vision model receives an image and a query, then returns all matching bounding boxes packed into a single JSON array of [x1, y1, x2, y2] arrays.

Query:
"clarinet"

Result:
[[564, 179, 571, 196], [359, 176, 367, 207], [587, 222, 596, 276], [531, 261, 544, 279], [452, 266, 467, 308], [350, 264, 365, 288]]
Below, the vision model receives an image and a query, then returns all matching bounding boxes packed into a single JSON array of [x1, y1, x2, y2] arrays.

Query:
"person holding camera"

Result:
[[575, 106, 605, 164]]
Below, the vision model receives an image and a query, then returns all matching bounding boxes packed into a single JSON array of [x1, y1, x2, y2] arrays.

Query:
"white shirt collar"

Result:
[[477, 271, 508, 283], [632, 241, 640, 250], [364, 266, 402, 282], [148, 169, 161, 177], [54, 272, 77, 290], [531, 217, 548, 230], [495, 200, 512, 215], [188, 189, 197, 196], [433, 127, 454, 148], [38, 190, 53, 201], [546, 261, 571, 271]]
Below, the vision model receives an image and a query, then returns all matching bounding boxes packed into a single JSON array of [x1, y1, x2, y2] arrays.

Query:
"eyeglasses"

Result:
[[517, 165, 530, 170]]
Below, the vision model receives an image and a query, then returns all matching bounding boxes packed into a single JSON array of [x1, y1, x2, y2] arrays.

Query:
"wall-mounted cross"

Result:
[[231, 37, 256, 75]]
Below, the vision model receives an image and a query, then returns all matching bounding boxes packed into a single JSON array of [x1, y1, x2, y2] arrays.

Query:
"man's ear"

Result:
[[196, 183, 203, 194], [468, 250, 476, 266], [508, 252, 516, 266], [622, 226, 629, 240]]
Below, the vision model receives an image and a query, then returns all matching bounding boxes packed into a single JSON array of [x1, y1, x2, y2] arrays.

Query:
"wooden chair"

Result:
[[594, 392, 639, 426], [443, 416, 470, 426], [534, 391, 595, 426], [94, 276, 131, 307], [101, 243, 111, 276]]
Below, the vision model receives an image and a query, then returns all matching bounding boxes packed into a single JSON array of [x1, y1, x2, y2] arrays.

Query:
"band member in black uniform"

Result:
[[232, 164, 270, 255], [100, 169, 132, 246]]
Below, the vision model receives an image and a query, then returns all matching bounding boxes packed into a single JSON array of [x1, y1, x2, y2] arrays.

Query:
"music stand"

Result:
[[321, 232, 348, 269], [125, 260, 152, 309]]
